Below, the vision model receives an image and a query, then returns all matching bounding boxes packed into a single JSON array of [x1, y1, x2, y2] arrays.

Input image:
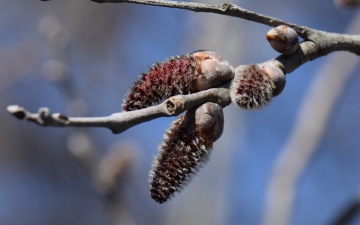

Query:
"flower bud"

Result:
[[192, 50, 234, 91], [266, 25, 299, 55], [195, 102, 224, 142], [149, 102, 224, 203], [123, 51, 234, 111], [230, 63, 285, 110]]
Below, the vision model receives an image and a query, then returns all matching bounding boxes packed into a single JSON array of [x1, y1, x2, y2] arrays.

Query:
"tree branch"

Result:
[[270, 35, 360, 75], [271, 41, 318, 74], [7, 85, 231, 134], [90, 0, 308, 37], [9, 1, 360, 134], [7, 38, 359, 133], [307, 31, 360, 56], [90, 0, 360, 56]]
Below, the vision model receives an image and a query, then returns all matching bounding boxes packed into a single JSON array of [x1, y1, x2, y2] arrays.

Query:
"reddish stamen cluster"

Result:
[[231, 64, 274, 109], [123, 55, 199, 111], [149, 115, 210, 203], [149, 103, 224, 204]]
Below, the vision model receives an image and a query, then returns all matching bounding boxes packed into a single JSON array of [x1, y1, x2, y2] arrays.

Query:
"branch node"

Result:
[[57, 113, 70, 124], [7, 105, 26, 120], [220, 2, 230, 12], [166, 97, 185, 115], [38, 107, 51, 125]]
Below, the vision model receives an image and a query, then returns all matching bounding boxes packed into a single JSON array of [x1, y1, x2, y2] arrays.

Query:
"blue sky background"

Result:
[[0, 0, 360, 225]]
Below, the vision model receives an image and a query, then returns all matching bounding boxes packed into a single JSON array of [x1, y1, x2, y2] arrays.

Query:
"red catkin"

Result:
[[123, 54, 199, 111], [149, 103, 224, 204], [123, 51, 234, 111]]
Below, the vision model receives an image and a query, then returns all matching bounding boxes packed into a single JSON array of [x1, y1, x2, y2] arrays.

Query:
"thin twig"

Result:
[[7, 37, 360, 133], [7, 85, 231, 134], [90, 0, 360, 56], [91, 0, 307, 36]]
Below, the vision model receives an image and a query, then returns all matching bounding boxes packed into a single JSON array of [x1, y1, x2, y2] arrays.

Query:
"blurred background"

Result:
[[1, 0, 360, 224]]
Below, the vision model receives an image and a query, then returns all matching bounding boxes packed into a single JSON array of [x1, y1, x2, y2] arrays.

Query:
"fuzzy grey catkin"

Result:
[[230, 63, 286, 110], [149, 103, 224, 204]]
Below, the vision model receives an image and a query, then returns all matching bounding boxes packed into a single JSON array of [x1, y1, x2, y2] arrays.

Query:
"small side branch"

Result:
[[90, 0, 307, 37], [90, 0, 360, 47], [7, 105, 72, 127], [273, 37, 360, 75], [273, 41, 319, 74], [7, 86, 231, 134], [306, 30, 360, 56]]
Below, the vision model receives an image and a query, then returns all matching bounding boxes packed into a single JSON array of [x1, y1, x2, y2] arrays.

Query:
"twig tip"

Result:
[[7, 105, 26, 120], [7, 105, 19, 113]]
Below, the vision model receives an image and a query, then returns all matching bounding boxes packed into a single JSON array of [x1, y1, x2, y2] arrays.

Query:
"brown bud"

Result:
[[149, 102, 224, 204], [266, 25, 299, 55], [230, 63, 285, 110], [261, 63, 286, 97], [192, 50, 234, 91], [195, 102, 224, 142]]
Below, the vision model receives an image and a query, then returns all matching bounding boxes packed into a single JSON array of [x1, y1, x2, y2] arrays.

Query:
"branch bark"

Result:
[[89, 0, 360, 56], [91, 0, 308, 36], [7, 85, 231, 134]]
